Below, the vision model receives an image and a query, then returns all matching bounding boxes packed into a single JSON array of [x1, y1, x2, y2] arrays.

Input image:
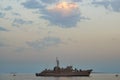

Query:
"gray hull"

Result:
[[36, 70, 92, 77]]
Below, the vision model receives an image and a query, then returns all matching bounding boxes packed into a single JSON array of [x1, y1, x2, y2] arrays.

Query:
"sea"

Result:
[[0, 73, 120, 80]]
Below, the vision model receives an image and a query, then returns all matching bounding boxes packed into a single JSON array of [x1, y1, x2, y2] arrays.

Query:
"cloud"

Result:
[[92, 0, 120, 12], [26, 37, 62, 49], [22, 0, 87, 28], [41, 2, 83, 28], [4, 6, 12, 11], [110, 0, 120, 12], [0, 42, 8, 47], [14, 47, 26, 53], [0, 43, 5, 47], [12, 13, 21, 16], [0, 39, 9, 47], [0, 26, 9, 32], [0, 12, 5, 18], [71, 0, 82, 2], [41, 0, 59, 4], [12, 18, 33, 27], [22, 0, 44, 9]]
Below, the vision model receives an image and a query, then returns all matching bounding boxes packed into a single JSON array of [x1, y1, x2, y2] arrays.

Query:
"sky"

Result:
[[0, 0, 120, 73]]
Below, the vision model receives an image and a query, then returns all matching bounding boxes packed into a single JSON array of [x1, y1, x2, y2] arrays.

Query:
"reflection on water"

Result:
[[0, 73, 120, 80], [54, 77, 74, 80]]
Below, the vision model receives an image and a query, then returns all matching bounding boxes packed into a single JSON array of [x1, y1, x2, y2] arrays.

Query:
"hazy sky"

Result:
[[0, 0, 120, 73]]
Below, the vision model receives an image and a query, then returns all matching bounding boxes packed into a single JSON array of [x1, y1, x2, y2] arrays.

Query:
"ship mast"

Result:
[[56, 57, 59, 67]]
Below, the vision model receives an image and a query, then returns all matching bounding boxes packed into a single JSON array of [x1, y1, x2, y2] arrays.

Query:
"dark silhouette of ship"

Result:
[[36, 58, 92, 77]]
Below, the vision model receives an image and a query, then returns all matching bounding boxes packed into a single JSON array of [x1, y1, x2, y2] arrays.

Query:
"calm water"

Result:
[[0, 73, 120, 80]]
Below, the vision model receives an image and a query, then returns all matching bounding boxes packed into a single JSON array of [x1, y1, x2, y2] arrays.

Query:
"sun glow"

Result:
[[56, 2, 78, 9], [47, 1, 79, 17]]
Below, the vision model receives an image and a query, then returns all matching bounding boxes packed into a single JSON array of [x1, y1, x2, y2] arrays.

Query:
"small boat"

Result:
[[115, 74, 118, 77], [10, 72, 16, 76]]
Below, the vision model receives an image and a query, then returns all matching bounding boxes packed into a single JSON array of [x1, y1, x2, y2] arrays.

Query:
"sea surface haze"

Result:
[[0, 73, 119, 80]]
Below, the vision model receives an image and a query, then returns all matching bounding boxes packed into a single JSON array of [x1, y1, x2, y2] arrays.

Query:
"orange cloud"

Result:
[[47, 2, 79, 17]]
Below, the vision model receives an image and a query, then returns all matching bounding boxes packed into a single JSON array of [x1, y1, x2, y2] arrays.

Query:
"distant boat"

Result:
[[36, 58, 92, 77], [10, 72, 16, 76], [13, 73, 16, 76], [115, 74, 119, 77]]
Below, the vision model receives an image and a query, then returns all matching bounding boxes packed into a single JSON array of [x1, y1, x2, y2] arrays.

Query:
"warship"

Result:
[[36, 58, 92, 77]]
